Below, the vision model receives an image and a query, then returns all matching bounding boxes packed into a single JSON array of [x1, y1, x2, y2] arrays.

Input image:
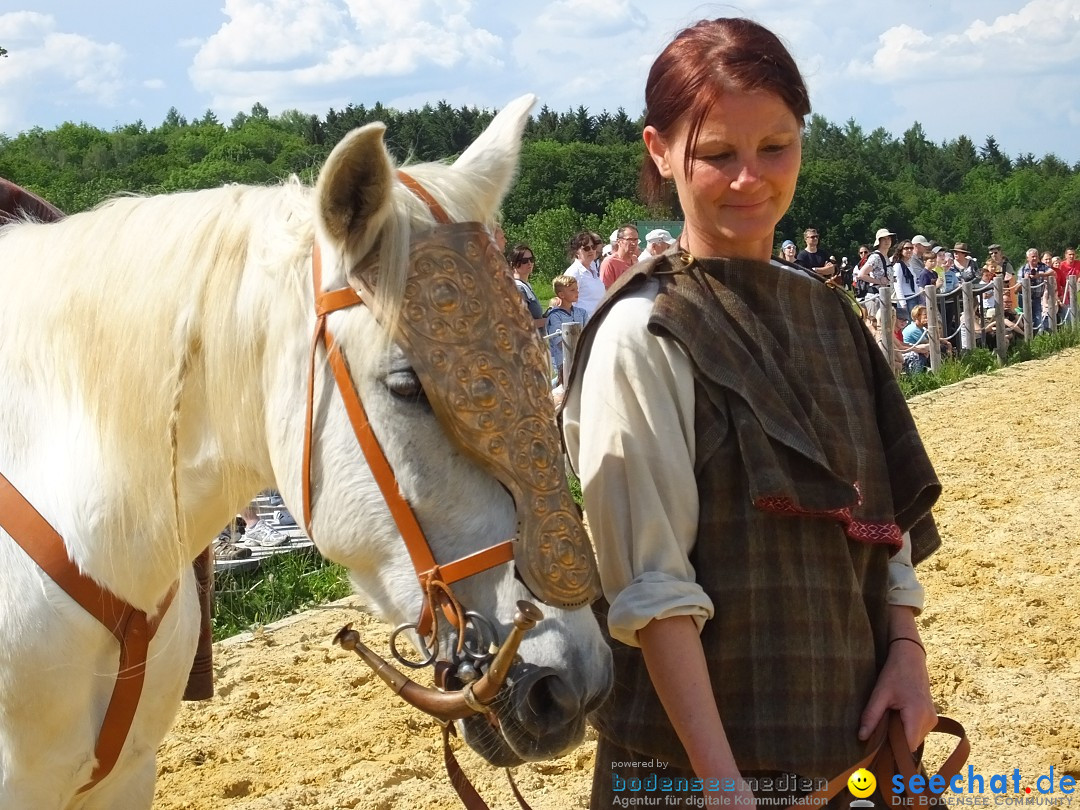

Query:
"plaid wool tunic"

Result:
[[570, 253, 941, 792]]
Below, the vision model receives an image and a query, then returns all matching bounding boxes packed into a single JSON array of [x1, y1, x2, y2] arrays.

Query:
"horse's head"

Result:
[[265, 95, 611, 765]]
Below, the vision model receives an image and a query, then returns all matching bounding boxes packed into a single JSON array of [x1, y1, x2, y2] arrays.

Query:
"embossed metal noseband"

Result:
[[302, 172, 599, 651]]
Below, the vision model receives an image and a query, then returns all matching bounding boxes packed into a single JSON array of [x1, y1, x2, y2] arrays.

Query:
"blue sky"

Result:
[[1, 0, 1079, 163]]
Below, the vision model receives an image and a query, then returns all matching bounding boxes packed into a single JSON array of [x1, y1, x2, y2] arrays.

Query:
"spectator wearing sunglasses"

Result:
[[508, 243, 546, 334], [795, 227, 836, 278], [600, 224, 641, 288], [565, 231, 606, 321]]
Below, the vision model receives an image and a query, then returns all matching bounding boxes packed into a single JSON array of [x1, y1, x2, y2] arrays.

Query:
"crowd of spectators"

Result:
[[782, 225, 1080, 373], [509, 226, 678, 387], [507, 224, 1080, 384]]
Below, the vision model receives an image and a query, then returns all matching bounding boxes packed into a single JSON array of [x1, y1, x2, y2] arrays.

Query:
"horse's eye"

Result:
[[385, 369, 424, 401]]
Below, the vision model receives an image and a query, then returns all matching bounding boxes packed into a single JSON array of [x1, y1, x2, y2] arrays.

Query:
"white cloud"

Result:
[[0, 12, 127, 131], [189, 0, 505, 113], [1, 0, 1077, 162], [533, 0, 648, 37], [0, 10, 52, 40], [194, 0, 345, 69], [850, 0, 1080, 82]]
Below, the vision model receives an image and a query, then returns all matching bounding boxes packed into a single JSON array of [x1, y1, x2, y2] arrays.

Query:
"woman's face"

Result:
[[513, 251, 535, 279], [782, 244, 796, 260], [575, 243, 595, 264], [643, 91, 802, 260]]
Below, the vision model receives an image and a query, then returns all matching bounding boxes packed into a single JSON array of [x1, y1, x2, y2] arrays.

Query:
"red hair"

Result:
[[641, 18, 811, 207]]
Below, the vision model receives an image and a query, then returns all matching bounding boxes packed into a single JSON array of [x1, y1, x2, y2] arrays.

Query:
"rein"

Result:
[[0, 472, 176, 794], [301, 170, 515, 647]]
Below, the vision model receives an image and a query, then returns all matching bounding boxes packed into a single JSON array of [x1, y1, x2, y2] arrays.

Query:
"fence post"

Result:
[[1067, 277, 1078, 326], [560, 321, 582, 385], [961, 282, 976, 351], [877, 286, 895, 365], [925, 284, 941, 372], [1021, 278, 1033, 342]]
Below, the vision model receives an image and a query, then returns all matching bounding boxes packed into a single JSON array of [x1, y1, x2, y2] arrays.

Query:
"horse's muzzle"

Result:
[[333, 600, 543, 723]]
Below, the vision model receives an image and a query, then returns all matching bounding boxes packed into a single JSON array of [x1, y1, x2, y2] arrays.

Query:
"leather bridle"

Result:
[[300, 171, 516, 648]]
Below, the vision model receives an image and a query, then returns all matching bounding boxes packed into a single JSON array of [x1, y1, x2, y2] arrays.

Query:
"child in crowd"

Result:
[[545, 275, 587, 386]]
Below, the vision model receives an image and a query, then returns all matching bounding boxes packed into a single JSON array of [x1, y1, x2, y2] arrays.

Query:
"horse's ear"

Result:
[[315, 123, 394, 256], [452, 94, 537, 212]]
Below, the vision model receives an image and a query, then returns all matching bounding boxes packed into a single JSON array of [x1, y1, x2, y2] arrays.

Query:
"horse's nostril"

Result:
[[511, 667, 580, 736]]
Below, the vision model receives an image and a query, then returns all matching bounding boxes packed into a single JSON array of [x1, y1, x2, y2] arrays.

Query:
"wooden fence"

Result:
[[547, 273, 1079, 384], [874, 274, 1078, 371]]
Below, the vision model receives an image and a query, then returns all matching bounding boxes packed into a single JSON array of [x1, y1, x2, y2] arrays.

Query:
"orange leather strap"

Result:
[[397, 171, 451, 224], [794, 713, 969, 808], [430, 542, 516, 586], [323, 334, 435, 575], [323, 331, 515, 638], [0, 471, 175, 793]]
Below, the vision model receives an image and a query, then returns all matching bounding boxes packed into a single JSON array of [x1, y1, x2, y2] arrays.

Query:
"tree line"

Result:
[[1, 100, 1078, 284]]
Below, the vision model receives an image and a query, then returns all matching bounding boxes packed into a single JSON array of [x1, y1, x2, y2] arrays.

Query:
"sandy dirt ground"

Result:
[[155, 349, 1080, 809]]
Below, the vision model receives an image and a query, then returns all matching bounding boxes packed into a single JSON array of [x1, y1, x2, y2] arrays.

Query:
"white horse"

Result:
[[0, 95, 612, 809]]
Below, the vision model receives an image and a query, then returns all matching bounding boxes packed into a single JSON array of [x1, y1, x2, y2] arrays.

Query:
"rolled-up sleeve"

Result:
[[887, 531, 926, 613], [562, 282, 713, 647]]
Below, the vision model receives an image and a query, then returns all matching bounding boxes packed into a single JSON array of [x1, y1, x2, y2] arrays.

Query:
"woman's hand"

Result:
[[858, 607, 937, 751]]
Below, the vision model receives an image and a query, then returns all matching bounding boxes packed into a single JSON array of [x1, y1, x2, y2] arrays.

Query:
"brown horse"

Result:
[[0, 178, 64, 224]]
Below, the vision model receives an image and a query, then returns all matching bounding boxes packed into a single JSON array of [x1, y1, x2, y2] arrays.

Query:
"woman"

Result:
[[857, 228, 895, 318], [508, 243, 546, 334], [779, 239, 797, 263], [890, 240, 918, 320], [564, 231, 605, 321], [561, 18, 940, 809], [852, 244, 871, 296]]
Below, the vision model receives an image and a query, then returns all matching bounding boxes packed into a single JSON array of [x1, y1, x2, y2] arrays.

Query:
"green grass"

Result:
[[212, 549, 351, 641], [566, 467, 583, 507]]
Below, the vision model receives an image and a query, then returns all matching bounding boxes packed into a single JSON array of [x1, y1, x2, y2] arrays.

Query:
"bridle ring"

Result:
[[389, 622, 437, 669]]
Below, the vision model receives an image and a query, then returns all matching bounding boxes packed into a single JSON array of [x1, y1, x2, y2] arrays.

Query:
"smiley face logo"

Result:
[[848, 768, 877, 799]]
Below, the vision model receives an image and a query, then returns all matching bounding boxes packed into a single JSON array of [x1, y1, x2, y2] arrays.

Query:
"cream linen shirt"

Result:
[[562, 276, 926, 649]]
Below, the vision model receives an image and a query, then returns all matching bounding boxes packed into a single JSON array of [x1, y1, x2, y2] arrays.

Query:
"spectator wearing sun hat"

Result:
[[638, 228, 676, 263], [856, 228, 895, 316], [952, 242, 979, 282]]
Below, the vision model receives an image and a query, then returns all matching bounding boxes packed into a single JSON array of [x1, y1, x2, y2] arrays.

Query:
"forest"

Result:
[[1, 98, 1078, 285]]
